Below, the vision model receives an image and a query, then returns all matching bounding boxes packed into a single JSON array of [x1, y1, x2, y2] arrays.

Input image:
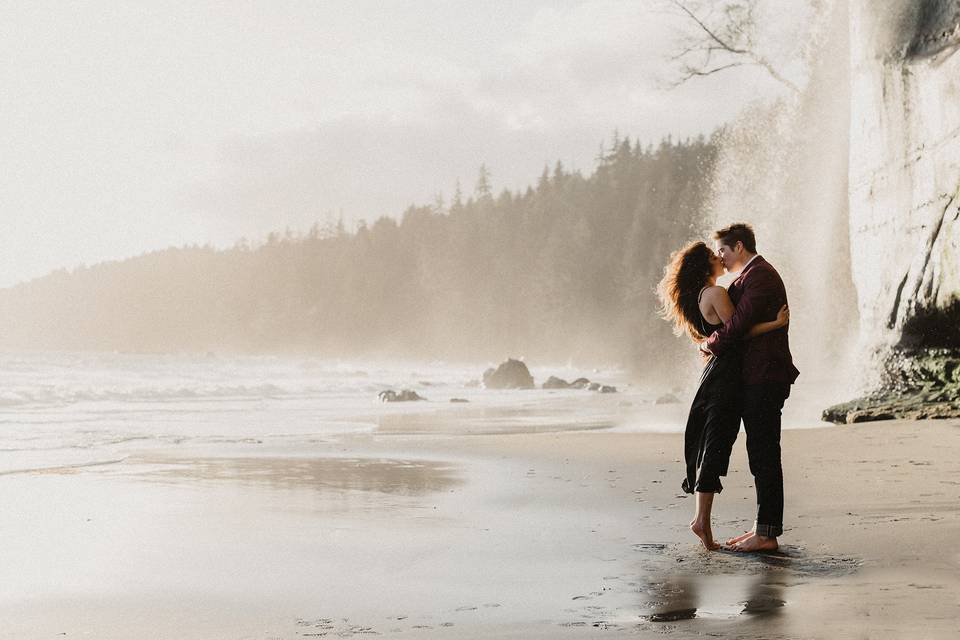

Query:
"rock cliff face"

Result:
[[827, 1, 960, 422], [849, 0, 960, 352]]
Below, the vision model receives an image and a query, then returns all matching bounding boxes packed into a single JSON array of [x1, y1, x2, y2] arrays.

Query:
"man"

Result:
[[700, 223, 799, 552]]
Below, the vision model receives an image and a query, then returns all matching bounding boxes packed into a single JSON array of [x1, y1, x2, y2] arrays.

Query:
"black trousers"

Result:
[[742, 383, 791, 537]]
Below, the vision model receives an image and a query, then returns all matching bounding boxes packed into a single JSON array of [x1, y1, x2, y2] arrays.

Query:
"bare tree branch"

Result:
[[670, 61, 751, 88], [665, 0, 800, 94], [667, 0, 750, 55]]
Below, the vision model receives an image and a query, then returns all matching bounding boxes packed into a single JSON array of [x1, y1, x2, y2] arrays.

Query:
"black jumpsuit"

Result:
[[681, 296, 743, 494]]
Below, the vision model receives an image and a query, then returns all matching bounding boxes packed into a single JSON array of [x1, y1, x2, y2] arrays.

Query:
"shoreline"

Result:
[[0, 419, 957, 638]]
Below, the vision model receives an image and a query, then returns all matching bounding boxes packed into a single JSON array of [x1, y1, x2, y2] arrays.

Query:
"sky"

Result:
[[0, 0, 807, 288]]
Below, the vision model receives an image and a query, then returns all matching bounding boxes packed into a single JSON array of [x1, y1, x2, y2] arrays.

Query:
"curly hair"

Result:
[[656, 241, 714, 343]]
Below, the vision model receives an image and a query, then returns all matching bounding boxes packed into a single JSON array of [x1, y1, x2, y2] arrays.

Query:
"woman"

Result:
[[657, 241, 788, 550]]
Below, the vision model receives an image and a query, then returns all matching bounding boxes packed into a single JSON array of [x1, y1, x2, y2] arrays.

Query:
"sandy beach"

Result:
[[0, 409, 957, 640]]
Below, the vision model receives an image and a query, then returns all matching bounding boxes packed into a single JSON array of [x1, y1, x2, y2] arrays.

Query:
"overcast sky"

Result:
[[0, 0, 807, 288]]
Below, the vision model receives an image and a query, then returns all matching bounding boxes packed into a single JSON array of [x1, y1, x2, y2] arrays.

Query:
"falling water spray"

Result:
[[703, 0, 859, 394]]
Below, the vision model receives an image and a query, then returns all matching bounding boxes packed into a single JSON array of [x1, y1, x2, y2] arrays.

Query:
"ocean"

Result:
[[0, 351, 839, 477]]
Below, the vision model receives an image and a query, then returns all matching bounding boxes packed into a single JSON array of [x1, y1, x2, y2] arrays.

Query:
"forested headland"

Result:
[[0, 133, 717, 376]]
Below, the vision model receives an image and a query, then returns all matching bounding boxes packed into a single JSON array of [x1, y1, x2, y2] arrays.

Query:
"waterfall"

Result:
[[703, 0, 860, 390]]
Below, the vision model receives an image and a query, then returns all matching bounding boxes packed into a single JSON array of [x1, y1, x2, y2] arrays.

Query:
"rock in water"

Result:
[[482, 359, 535, 389], [542, 376, 571, 389], [542, 375, 616, 393], [378, 389, 426, 402], [449, 397, 470, 403], [655, 393, 680, 405], [570, 378, 591, 389]]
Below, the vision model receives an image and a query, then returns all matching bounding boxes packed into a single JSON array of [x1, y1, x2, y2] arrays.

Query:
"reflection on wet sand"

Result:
[[120, 455, 462, 495], [642, 573, 785, 622], [740, 577, 788, 616], [631, 544, 860, 630]]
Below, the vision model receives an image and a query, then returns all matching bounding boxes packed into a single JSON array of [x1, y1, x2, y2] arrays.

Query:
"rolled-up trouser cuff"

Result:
[[755, 522, 782, 538], [681, 478, 724, 495], [695, 479, 723, 494]]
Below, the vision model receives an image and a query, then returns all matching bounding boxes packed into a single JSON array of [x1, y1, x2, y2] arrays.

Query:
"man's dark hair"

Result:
[[713, 223, 757, 254]]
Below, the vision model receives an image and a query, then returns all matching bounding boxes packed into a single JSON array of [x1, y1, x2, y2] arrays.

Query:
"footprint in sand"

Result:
[[296, 618, 380, 637], [592, 621, 619, 629]]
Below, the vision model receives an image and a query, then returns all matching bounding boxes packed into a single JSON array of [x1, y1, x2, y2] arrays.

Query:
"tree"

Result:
[[474, 164, 492, 200], [451, 179, 464, 213], [537, 165, 550, 192]]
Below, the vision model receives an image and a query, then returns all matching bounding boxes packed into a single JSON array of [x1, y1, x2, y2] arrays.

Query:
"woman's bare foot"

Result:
[[690, 520, 720, 550], [725, 530, 754, 546], [730, 534, 778, 553]]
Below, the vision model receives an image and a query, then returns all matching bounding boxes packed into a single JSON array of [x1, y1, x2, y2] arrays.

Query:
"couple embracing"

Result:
[[658, 223, 799, 552]]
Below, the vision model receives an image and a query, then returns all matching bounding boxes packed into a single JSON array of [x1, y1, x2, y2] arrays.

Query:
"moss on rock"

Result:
[[823, 348, 960, 423]]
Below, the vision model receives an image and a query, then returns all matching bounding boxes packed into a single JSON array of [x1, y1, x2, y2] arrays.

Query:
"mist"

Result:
[[1, 1, 808, 290], [0, 0, 836, 391], [5, 4, 955, 635]]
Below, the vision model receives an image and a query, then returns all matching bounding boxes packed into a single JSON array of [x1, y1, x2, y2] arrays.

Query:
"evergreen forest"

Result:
[[0, 133, 718, 377]]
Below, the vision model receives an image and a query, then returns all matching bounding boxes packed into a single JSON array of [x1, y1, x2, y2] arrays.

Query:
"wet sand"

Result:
[[0, 418, 958, 638]]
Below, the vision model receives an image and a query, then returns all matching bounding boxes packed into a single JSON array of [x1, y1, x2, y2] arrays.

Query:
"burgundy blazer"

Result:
[[705, 255, 800, 386]]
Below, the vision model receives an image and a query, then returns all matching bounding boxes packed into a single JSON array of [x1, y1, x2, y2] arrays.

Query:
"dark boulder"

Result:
[[570, 377, 592, 389], [482, 359, 535, 389], [450, 397, 470, 403], [823, 348, 960, 423], [543, 376, 616, 393], [542, 376, 571, 389], [378, 389, 426, 402]]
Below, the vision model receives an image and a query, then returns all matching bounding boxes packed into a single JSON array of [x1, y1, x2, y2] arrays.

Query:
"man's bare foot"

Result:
[[725, 530, 754, 546], [690, 520, 720, 551], [730, 534, 778, 553]]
